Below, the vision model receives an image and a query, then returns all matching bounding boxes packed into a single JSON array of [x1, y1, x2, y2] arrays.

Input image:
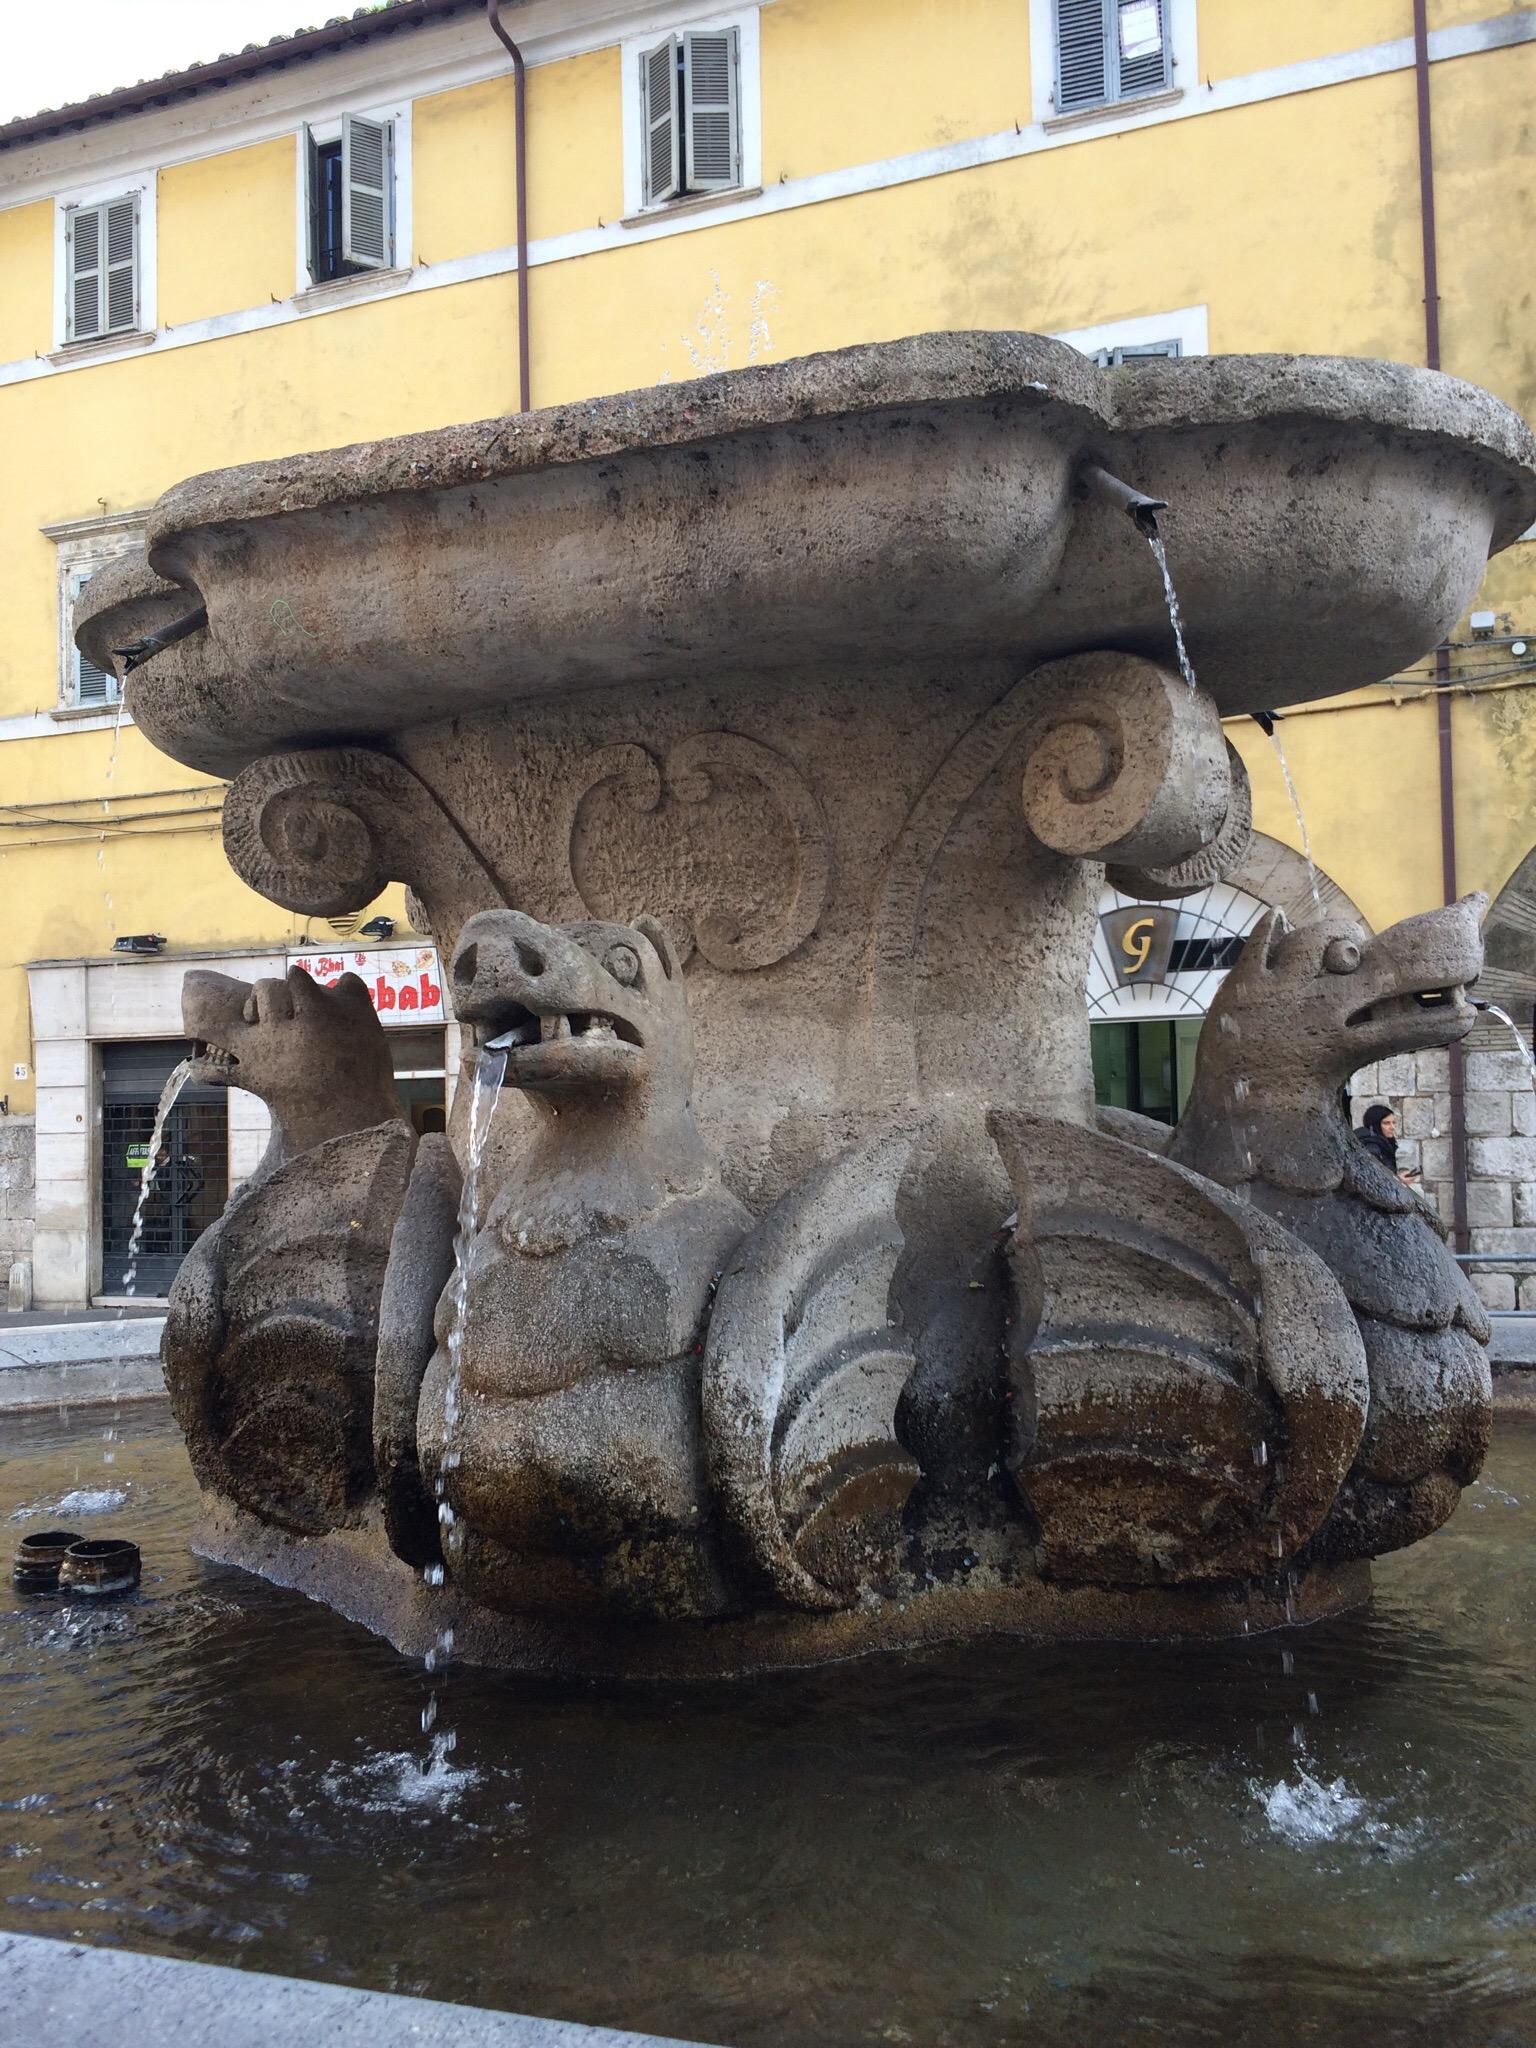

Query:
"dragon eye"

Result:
[[605, 943, 640, 986], [1323, 937, 1361, 975]]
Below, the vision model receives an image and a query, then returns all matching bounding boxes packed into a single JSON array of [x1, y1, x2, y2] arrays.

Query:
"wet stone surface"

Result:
[[3, 1400, 1536, 2048]]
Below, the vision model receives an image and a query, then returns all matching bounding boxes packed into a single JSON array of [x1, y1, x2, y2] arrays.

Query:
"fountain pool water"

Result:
[[3, 1398, 1536, 2047]]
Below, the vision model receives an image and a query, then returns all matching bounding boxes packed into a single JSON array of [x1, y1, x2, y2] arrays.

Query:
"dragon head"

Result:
[[451, 910, 690, 1107], [1170, 893, 1487, 1191], [1204, 893, 1486, 1097], [181, 965, 401, 1163]]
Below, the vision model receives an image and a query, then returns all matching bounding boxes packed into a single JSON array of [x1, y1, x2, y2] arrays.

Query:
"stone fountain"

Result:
[[78, 332, 1536, 1677]]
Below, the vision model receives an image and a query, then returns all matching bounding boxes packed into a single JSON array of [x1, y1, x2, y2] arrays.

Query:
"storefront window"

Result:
[[1091, 1016, 1203, 1125]]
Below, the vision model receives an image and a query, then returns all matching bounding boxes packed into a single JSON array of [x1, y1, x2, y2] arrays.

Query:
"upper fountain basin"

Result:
[[78, 332, 1536, 779]]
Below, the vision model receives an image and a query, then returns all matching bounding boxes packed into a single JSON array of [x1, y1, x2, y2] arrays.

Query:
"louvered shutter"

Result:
[[683, 30, 740, 192], [70, 568, 115, 705], [303, 124, 325, 281], [1055, 0, 1108, 112], [641, 37, 682, 205], [103, 197, 137, 331], [341, 113, 392, 269], [66, 197, 139, 340], [1116, 0, 1170, 98], [67, 205, 102, 340]]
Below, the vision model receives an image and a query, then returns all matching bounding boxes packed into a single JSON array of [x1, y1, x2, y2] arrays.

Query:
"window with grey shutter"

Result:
[[683, 30, 740, 192], [69, 567, 118, 706], [1054, 0, 1171, 114], [642, 36, 682, 205], [1092, 338, 1182, 366], [640, 29, 742, 206], [66, 194, 139, 342], [341, 113, 392, 269]]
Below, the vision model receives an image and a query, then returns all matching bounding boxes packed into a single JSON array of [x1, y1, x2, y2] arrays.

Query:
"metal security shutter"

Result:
[[66, 196, 139, 341], [642, 37, 682, 205], [1055, 0, 1170, 113], [1055, 0, 1108, 112], [341, 113, 392, 268], [100, 1040, 228, 1297], [683, 29, 740, 191], [69, 567, 116, 705]]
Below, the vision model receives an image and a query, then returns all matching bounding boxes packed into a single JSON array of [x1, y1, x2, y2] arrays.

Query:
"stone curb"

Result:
[[0, 1317, 166, 1411], [0, 1932, 718, 2048]]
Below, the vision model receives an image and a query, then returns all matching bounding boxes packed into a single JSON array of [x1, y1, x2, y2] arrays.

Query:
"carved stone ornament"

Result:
[[564, 732, 830, 971], [222, 744, 505, 935], [1106, 739, 1253, 900], [1018, 651, 1232, 870]]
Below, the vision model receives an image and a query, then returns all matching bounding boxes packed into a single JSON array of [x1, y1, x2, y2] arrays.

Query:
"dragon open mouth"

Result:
[[1347, 981, 1475, 1029], [191, 1038, 239, 1073], [475, 1008, 642, 1058]]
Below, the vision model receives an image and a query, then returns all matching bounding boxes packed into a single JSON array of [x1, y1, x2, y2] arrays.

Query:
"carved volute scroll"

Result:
[[1018, 652, 1232, 870], [222, 746, 508, 944], [1106, 738, 1253, 900], [564, 731, 830, 971], [860, 653, 1241, 1100]]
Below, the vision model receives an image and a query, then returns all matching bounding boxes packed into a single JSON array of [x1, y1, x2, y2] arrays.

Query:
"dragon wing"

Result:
[[989, 1112, 1369, 1584], [702, 1134, 921, 1612]]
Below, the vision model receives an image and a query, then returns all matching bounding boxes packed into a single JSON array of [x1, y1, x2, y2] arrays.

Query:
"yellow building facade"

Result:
[[1, 0, 1533, 1304]]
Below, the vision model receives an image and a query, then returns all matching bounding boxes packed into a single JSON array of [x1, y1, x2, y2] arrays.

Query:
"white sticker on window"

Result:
[[1119, 1, 1162, 61]]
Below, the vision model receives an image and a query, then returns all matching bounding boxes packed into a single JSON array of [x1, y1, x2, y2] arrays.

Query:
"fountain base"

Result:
[[192, 1501, 1372, 1680]]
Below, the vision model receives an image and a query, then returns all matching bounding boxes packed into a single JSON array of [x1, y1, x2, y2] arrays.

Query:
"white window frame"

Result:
[[1029, 0, 1197, 127], [620, 6, 762, 220], [292, 98, 413, 298], [40, 510, 149, 714], [51, 171, 156, 354], [1054, 304, 1210, 361]]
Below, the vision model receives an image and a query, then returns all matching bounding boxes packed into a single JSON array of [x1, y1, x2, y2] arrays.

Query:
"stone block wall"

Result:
[[0, 1116, 36, 1270], [1350, 1046, 1536, 1310]]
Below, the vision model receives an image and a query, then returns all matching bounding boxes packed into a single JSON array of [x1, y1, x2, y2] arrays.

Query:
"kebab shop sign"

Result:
[[287, 945, 444, 1022]]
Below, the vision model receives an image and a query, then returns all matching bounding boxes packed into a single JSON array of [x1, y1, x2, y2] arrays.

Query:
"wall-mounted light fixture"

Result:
[[112, 934, 166, 955], [359, 916, 396, 940]]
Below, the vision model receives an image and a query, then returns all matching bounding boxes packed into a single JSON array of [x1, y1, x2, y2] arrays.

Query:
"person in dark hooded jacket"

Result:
[[1357, 1101, 1404, 1176]]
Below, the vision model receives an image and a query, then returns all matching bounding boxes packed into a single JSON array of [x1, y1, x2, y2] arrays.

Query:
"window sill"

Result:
[[1043, 86, 1182, 133], [293, 265, 412, 310], [50, 701, 128, 725], [46, 329, 156, 368], [621, 185, 762, 230]]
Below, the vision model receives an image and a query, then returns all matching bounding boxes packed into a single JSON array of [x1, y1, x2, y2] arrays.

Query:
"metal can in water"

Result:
[[12, 1529, 84, 1593], [59, 1538, 142, 1597]]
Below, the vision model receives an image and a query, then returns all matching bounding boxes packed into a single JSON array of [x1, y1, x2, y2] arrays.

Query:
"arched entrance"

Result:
[[1086, 834, 1367, 1126]]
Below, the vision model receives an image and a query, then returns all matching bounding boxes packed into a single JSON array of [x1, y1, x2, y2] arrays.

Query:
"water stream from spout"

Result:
[[120, 1060, 194, 1302], [420, 1044, 508, 1768], [1143, 529, 1199, 693], [1265, 729, 1322, 913], [1481, 1003, 1536, 1086]]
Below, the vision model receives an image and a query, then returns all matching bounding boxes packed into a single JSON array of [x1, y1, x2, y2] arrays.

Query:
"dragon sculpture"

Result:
[[163, 966, 414, 1535]]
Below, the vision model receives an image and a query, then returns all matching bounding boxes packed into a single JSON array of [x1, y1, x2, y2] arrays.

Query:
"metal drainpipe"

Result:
[[1415, 1, 1471, 1252], [487, 0, 531, 413]]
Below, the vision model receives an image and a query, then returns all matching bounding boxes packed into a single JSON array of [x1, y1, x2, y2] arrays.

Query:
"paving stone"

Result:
[[0, 1931, 709, 2048]]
